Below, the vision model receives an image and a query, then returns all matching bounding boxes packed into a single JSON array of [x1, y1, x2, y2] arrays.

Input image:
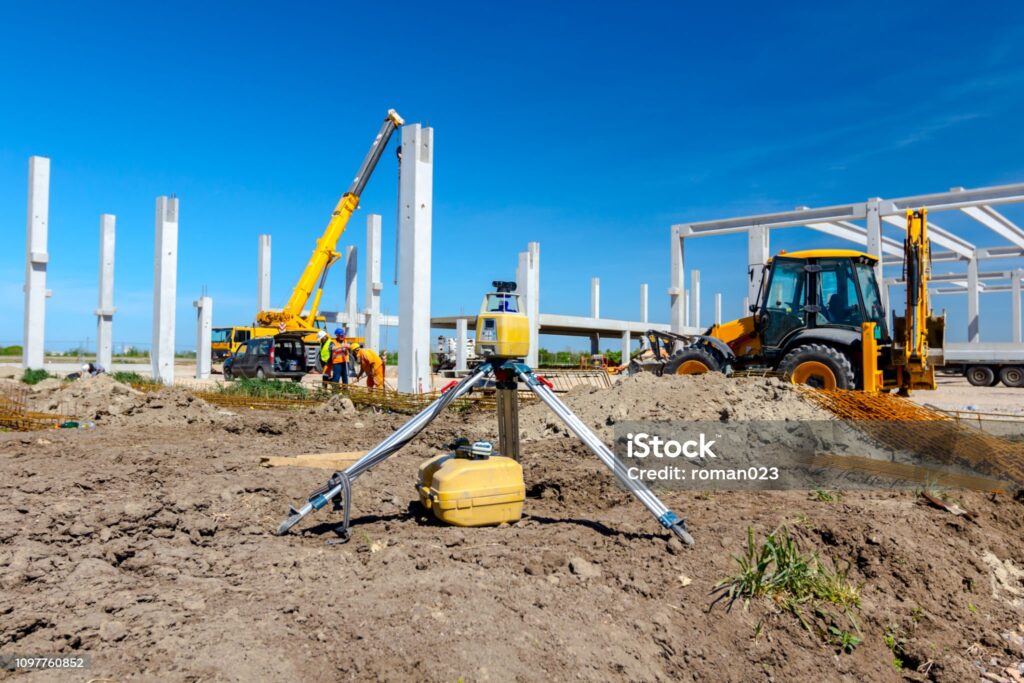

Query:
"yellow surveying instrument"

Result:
[[277, 280, 696, 546]]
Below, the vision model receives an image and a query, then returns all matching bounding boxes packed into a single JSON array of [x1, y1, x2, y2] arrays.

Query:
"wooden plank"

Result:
[[260, 451, 365, 470]]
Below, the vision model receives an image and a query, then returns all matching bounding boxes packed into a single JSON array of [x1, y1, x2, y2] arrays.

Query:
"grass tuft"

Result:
[[21, 368, 53, 385], [217, 377, 311, 399], [715, 526, 862, 651], [110, 371, 162, 389]]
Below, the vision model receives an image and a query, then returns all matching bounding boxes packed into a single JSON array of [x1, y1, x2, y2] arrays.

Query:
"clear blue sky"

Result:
[[2, 2, 1023, 352]]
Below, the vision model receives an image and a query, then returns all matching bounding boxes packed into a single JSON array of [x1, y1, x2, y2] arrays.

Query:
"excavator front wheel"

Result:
[[664, 347, 721, 376], [779, 344, 854, 391]]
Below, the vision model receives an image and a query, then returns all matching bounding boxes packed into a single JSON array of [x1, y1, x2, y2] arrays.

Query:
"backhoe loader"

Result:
[[637, 209, 945, 394]]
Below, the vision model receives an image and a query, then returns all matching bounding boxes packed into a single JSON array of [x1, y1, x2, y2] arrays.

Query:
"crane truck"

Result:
[[636, 209, 945, 394], [212, 109, 405, 359]]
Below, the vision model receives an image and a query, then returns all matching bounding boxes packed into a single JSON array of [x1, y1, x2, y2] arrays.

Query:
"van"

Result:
[[223, 333, 314, 381]]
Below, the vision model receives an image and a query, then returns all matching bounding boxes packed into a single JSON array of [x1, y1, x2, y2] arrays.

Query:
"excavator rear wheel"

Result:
[[664, 347, 722, 376], [779, 344, 854, 391]]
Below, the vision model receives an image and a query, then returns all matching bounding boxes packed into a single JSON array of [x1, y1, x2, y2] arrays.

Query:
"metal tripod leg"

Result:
[[511, 362, 695, 545], [496, 378, 520, 461], [276, 364, 492, 536]]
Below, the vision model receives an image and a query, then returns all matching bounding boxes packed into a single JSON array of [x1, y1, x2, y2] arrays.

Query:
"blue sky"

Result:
[[2, 2, 1023, 352]]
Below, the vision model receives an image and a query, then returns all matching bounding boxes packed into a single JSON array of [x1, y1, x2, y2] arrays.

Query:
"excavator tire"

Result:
[[664, 347, 722, 376], [779, 344, 854, 390]]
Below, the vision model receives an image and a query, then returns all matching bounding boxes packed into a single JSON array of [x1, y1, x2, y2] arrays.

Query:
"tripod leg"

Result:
[[513, 362, 694, 545], [276, 363, 492, 536]]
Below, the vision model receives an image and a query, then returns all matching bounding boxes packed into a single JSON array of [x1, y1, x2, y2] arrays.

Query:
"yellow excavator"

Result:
[[639, 209, 944, 394], [212, 109, 404, 358]]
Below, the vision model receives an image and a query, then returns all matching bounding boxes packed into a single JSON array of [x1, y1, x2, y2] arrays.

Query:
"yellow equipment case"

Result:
[[416, 441, 525, 527]]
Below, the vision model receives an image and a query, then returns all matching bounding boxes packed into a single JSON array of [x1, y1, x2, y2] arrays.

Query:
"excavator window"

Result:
[[854, 262, 887, 335], [814, 259, 862, 327], [761, 259, 807, 347]]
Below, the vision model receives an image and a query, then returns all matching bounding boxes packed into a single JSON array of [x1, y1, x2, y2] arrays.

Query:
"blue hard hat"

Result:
[[334, 328, 345, 336]]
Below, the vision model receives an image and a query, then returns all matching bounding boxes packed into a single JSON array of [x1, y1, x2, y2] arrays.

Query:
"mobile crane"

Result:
[[212, 110, 404, 357], [636, 209, 945, 394]]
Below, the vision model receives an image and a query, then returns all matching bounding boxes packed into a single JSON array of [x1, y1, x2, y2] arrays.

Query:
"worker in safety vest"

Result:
[[318, 330, 335, 382], [330, 328, 351, 384], [351, 343, 385, 389]]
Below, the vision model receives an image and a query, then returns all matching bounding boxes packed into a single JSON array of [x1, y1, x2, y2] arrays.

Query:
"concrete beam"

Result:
[[257, 234, 271, 312], [23, 156, 50, 370], [966, 255, 980, 343], [640, 283, 648, 324], [345, 244, 358, 337], [95, 214, 116, 369], [455, 318, 468, 371], [515, 242, 540, 367], [747, 225, 769, 307], [397, 123, 433, 393], [590, 277, 600, 318], [152, 196, 179, 385], [193, 296, 212, 379], [1013, 270, 1022, 344], [364, 214, 382, 351], [961, 205, 1024, 249], [690, 270, 701, 329], [882, 214, 974, 258]]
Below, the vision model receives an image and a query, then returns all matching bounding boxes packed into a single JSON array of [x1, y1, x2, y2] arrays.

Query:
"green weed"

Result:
[[218, 377, 310, 399], [20, 368, 53, 385]]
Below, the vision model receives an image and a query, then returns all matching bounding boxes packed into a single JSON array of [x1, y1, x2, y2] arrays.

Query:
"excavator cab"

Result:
[[758, 250, 887, 350]]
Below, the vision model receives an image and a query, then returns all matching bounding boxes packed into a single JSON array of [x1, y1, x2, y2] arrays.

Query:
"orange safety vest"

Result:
[[331, 341, 349, 364]]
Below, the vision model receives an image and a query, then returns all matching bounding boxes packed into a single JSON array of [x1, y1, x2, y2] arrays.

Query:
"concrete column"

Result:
[[364, 214, 382, 351], [640, 283, 648, 323], [152, 196, 179, 385], [669, 226, 687, 332], [590, 277, 600, 318], [1012, 270, 1021, 344], [590, 334, 600, 355], [683, 291, 690, 328], [865, 199, 887, 315], [966, 255, 980, 343], [95, 214, 116, 369], [526, 242, 539, 368], [23, 156, 50, 370], [714, 293, 722, 325], [620, 331, 630, 367], [397, 123, 433, 393], [345, 244, 358, 336], [257, 234, 271, 312], [747, 225, 769, 307], [455, 318, 468, 371], [193, 296, 212, 380], [743, 296, 750, 316], [690, 270, 701, 329]]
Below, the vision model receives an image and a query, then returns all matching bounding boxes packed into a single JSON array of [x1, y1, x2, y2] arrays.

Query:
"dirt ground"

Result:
[[2, 374, 1024, 682]]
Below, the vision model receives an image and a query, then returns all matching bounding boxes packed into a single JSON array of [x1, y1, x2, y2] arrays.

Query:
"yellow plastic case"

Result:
[[416, 453, 525, 527]]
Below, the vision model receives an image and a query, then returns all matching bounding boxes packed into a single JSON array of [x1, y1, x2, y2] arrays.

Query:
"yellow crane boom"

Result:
[[256, 109, 404, 330]]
